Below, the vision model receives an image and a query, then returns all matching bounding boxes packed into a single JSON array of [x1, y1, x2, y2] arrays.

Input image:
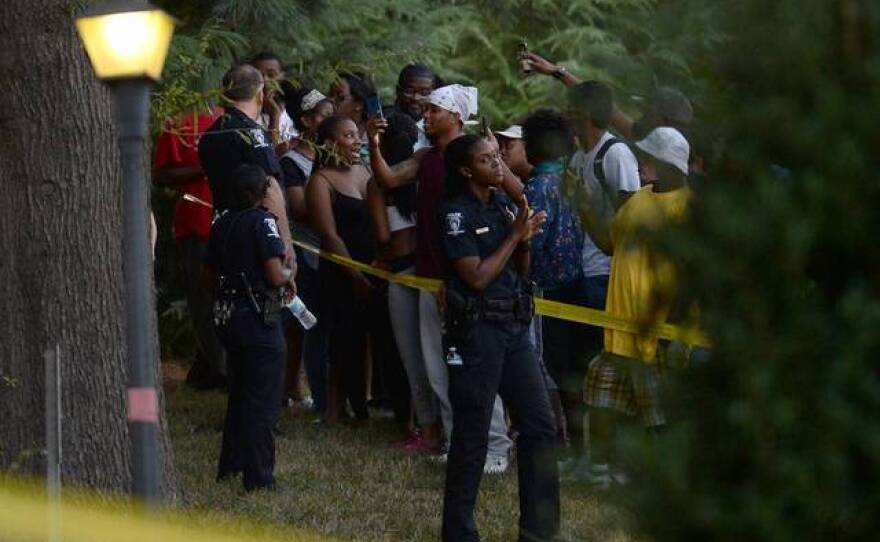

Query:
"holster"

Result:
[[258, 288, 284, 326]]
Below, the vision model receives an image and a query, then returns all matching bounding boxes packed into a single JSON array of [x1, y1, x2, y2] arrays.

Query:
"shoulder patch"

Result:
[[264, 217, 280, 238], [250, 128, 269, 148], [445, 212, 465, 236]]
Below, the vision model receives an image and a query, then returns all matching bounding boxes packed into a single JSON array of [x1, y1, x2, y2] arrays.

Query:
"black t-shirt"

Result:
[[205, 207, 286, 292], [440, 189, 526, 299], [197, 107, 282, 213]]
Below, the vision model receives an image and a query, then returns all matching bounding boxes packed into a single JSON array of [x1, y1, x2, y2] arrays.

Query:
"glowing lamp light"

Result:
[[75, 0, 174, 82]]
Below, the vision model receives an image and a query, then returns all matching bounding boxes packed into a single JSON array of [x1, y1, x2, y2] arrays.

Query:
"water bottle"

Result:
[[286, 295, 317, 330], [445, 347, 463, 366]]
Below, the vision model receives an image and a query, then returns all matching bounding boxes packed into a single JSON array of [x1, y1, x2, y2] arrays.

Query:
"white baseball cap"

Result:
[[494, 125, 522, 139], [635, 126, 690, 175]]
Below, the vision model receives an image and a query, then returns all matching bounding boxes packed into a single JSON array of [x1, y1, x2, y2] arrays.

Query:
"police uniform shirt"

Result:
[[205, 207, 286, 292], [440, 189, 524, 299], [198, 107, 283, 213]]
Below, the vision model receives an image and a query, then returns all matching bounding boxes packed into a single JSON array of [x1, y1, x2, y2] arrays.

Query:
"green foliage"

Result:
[[616, 1, 880, 540], [150, 0, 709, 126]]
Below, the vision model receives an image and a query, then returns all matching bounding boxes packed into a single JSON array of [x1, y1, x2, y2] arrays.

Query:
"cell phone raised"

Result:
[[517, 42, 532, 75], [366, 94, 384, 119]]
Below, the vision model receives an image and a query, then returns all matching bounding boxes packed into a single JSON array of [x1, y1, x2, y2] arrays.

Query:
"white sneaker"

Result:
[[428, 446, 449, 464], [611, 467, 630, 486], [583, 463, 612, 489], [563, 461, 611, 488], [484, 455, 509, 475]]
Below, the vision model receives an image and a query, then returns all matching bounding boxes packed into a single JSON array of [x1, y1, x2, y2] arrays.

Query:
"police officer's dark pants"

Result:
[[217, 304, 285, 490], [443, 321, 560, 542]]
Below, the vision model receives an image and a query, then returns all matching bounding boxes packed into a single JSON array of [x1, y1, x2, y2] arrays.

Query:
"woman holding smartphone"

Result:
[[367, 111, 443, 453]]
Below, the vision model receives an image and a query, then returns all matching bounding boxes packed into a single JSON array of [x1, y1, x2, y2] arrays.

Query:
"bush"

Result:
[[621, 2, 880, 540]]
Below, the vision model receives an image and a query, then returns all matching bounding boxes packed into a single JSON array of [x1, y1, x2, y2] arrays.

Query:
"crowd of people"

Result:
[[153, 48, 702, 541]]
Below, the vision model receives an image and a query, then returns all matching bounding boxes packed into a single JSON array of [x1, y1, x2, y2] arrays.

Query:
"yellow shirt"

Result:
[[604, 185, 691, 362]]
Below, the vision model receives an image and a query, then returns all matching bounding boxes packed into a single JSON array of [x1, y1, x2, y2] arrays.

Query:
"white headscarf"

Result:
[[428, 84, 479, 123]]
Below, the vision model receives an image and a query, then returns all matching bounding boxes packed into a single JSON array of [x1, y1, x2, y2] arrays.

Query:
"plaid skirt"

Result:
[[584, 351, 666, 427]]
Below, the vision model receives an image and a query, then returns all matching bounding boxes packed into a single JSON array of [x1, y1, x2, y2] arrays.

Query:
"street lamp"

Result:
[[75, 0, 174, 504]]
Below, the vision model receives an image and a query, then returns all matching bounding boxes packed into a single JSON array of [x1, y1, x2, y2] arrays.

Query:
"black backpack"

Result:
[[592, 137, 627, 183], [591, 137, 634, 209]]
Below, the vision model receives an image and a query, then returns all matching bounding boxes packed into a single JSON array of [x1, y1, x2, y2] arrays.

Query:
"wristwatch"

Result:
[[552, 66, 568, 80]]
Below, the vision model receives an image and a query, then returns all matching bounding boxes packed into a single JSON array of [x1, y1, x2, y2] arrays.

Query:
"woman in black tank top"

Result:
[[306, 115, 375, 424]]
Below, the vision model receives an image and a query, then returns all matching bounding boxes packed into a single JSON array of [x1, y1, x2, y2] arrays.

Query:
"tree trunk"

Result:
[[0, 0, 179, 499]]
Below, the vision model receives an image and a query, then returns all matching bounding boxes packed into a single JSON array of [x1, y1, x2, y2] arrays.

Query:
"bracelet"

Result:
[[552, 66, 568, 80]]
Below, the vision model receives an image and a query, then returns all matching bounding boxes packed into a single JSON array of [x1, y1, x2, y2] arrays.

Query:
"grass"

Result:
[[166, 363, 640, 541]]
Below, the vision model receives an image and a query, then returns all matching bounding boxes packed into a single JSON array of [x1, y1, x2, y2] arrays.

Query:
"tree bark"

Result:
[[0, 0, 180, 499]]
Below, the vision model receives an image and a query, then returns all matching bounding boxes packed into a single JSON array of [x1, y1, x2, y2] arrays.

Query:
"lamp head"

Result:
[[75, 0, 175, 82]]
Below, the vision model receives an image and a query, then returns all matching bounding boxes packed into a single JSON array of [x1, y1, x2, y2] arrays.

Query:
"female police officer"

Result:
[[439, 134, 560, 541], [203, 163, 295, 492]]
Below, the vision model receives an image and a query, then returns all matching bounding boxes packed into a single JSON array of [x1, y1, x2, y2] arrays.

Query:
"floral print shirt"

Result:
[[524, 160, 585, 291]]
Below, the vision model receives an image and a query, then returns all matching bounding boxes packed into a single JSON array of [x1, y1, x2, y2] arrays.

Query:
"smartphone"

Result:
[[366, 94, 384, 119], [480, 116, 491, 137], [517, 42, 532, 75]]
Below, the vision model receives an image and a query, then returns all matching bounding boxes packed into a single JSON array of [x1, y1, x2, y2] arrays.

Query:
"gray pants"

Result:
[[180, 236, 226, 377], [388, 268, 438, 426], [418, 290, 511, 458]]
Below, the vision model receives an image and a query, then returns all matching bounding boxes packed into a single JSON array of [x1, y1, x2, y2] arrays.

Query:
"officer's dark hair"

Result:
[[221, 64, 263, 102], [249, 51, 282, 67], [230, 164, 268, 210], [568, 81, 613, 130], [382, 111, 419, 219], [444, 134, 485, 198], [396, 63, 439, 90], [313, 115, 354, 171], [521, 108, 576, 165], [338, 71, 376, 122]]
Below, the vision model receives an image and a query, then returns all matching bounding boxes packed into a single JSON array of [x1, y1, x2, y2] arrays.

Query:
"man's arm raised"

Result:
[[526, 52, 635, 139]]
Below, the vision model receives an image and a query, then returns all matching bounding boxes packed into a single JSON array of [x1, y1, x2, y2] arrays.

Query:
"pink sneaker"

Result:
[[391, 434, 421, 449], [403, 438, 443, 456]]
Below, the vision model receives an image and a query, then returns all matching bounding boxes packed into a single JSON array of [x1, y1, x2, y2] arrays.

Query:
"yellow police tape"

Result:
[[0, 476, 331, 542], [292, 240, 711, 347]]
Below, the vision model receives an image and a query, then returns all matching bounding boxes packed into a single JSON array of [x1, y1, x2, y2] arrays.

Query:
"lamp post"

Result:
[[75, 0, 174, 504]]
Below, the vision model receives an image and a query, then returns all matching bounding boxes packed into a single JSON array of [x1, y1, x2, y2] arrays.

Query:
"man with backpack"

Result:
[[562, 81, 641, 482]]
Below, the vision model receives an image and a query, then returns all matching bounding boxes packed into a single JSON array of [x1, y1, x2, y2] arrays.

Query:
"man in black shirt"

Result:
[[199, 64, 295, 269]]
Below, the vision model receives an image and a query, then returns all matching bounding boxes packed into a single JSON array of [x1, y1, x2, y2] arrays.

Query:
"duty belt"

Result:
[[447, 289, 535, 324]]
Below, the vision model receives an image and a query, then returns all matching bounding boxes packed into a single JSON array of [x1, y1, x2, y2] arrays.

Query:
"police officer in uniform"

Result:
[[439, 134, 560, 541], [203, 164, 295, 492], [199, 63, 294, 265]]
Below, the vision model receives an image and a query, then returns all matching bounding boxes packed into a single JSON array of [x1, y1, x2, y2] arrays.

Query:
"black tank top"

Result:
[[332, 193, 374, 264]]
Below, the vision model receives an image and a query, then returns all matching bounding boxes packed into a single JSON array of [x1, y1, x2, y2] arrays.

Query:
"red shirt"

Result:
[[153, 108, 222, 241], [415, 147, 447, 279]]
